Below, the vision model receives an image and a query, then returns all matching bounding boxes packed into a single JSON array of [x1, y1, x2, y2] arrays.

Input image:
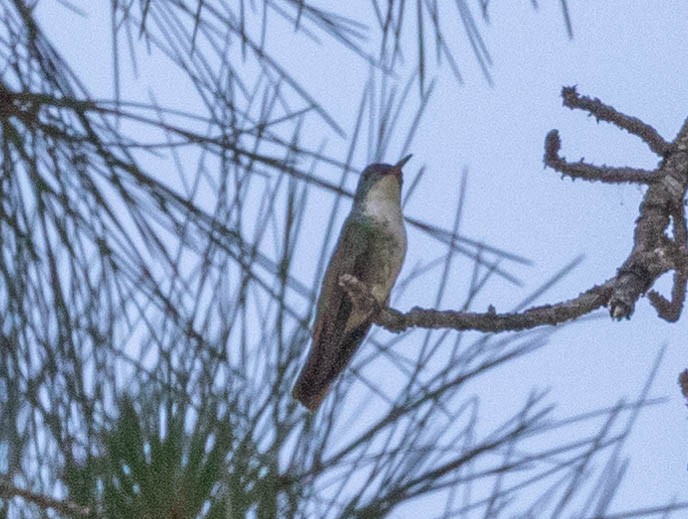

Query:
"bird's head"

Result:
[[354, 154, 412, 204]]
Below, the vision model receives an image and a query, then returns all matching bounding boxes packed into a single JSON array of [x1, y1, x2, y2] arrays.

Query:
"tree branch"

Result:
[[561, 86, 671, 156], [544, 129, 657, 184], [340, 274, 612, 333], [340, 88, 688, 333], [609, 116, 688, 318], [680, 370, 688, 406]]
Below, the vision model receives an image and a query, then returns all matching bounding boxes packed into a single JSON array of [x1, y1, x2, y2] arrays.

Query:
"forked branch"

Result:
[[342, 87, 688, 333]]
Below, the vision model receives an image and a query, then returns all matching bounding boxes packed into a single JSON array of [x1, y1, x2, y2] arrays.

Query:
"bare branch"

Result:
[[561, 86, 671, 156], [547, 89, 688, 320], [647, 274, 686, 322], [340, 274, 612, 333], [608, 116, 688, 317], [544, 130, 657, 184], [338, 89, 688, 333], [680, 370, 688, 406], [651, 208, 688, 321]]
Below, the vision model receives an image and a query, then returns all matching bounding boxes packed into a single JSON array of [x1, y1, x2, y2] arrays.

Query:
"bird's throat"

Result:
[[361, 176, 402, 222]]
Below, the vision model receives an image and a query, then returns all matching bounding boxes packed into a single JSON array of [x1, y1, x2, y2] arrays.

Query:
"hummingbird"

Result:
[[292, 155, 412, 411]]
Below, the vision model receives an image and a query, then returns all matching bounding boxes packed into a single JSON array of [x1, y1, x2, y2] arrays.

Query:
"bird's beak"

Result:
[[392, 154, 413, 174]]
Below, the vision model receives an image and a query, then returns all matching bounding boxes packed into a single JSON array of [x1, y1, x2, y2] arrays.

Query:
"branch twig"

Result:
[[561, 86, 670, 156], [679, 370, 688, 406], [544, 129, 657, 184]]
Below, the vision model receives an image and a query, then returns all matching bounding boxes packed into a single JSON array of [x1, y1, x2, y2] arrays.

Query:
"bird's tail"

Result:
[[292, 322, 371, 412], [291, 368, 330, 412]]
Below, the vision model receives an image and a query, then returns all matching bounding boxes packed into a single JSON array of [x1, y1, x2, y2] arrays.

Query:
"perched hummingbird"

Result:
[[292, 155, 412, 411]]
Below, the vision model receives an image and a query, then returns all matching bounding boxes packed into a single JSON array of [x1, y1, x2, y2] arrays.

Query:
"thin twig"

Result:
[[544, 130, 657, 184], [561, 86, 670, 155]]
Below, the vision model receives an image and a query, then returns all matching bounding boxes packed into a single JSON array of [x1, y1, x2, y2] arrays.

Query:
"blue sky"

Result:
[[35, 1, 688, 515]]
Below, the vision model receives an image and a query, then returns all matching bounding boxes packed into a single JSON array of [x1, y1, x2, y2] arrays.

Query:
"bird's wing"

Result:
[[292, 216, 375, 411]]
